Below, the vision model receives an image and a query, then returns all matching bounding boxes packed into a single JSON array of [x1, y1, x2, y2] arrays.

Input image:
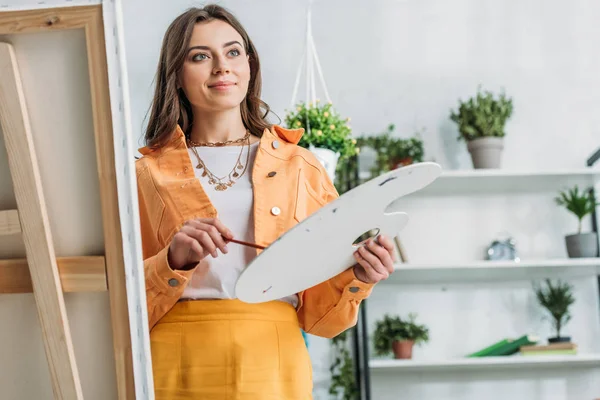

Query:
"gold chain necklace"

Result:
[[187, 133, 251, 191], [187, 130, 250, 147]]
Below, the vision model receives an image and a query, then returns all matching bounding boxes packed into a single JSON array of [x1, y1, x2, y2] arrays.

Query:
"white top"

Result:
[[181, 141, 298, 308]]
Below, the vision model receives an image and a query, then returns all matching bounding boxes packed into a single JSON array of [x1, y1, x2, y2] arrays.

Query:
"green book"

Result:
[[490, 335, 539, 356], [467, 338, 512, 358], [468, 335, 539, 357]]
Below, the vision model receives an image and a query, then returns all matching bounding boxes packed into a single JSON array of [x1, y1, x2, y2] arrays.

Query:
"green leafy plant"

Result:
[[357, 124, 424, 179], [373, 313, 429, 356], [555, 185, 599, 234], [449, 86, 513, 141], [285, 101, 357, 160], [329, 330, 358, 400], [533, 279, 575, 339], [333, 155, 358, 194]]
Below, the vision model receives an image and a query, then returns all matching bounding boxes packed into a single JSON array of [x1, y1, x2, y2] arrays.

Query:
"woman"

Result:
[[136, 4, 396, 399]]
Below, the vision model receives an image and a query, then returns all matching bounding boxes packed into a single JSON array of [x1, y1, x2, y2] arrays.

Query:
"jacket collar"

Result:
[[138, 124, 305, 157]]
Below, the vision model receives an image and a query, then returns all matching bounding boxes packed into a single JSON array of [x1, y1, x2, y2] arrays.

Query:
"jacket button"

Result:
[[349, 287, 360, 293], [272, 140, 279, 149], [267, 171, 277, 177], [270, 206, 281, 216], [168, 278, 179, 287]]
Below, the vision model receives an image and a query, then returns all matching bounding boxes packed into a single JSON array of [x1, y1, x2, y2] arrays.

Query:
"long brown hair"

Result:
[[144, 4, 273, 149]]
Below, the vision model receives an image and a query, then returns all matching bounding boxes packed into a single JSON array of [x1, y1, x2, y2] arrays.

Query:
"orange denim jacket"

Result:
[[135, 124, 374, 337]]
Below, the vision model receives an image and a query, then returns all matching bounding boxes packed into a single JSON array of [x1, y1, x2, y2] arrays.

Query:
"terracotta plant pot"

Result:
[[392, 340, 414, 359], [391, 157, 413, 170]]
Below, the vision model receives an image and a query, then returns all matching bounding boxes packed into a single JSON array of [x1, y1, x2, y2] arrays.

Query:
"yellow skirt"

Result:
[[150, 299, 313, 400]]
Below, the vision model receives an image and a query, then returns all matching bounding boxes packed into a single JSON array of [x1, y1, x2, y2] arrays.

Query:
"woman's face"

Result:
[[179, 19, 250, 113]]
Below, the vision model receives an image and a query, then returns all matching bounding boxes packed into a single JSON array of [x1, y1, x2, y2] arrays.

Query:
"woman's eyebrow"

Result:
[[187, 41, 243, 53]]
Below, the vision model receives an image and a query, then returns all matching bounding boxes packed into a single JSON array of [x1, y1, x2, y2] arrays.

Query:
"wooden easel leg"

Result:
[[0, 42, 83, 399]]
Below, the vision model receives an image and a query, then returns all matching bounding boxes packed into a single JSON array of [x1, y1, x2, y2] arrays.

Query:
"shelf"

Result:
[[407, 168, 600, 195], [386, 258, 600, 284], [369, 354, 600, 372]]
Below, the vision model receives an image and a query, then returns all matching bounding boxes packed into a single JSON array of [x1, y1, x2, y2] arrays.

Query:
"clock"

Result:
[[486, 236, 519, 262]]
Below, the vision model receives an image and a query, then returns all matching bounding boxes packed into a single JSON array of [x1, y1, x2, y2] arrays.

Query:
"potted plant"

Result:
[[285, 101, 358, 181], [555, 185, 600, 258], [389, 135, 424, 169], [449, 86, 513, 169], [373, 313, 429, 359], [357, 124, 425, 179], [534, 279, 575, 343]]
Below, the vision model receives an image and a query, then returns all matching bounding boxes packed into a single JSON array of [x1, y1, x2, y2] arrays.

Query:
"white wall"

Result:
[[0, 29, 117, 399], [121, 0, 600, 399]]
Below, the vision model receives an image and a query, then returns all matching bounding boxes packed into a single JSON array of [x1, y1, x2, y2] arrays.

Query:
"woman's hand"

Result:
[[352, 235, 396, 284], [167, 218, 234, 270]]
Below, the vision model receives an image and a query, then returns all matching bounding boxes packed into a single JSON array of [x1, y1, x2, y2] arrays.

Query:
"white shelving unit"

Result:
[[411, 168, 600, 195], [386, 258, 600, 284], [360, 167, 600, 399], [369, 354, 600, 372], [360, 168, 600, 195]]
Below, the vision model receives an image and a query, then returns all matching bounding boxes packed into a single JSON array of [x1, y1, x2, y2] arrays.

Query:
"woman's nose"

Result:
[[213, 57, 230, 74]]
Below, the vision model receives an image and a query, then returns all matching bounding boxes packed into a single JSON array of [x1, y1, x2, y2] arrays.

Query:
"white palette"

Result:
[[235, 162, 443, 303]]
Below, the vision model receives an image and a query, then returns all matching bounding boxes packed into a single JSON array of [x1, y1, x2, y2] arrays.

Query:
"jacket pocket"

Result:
[[138, 166, 167, 245], [294, 168, 326, 223]]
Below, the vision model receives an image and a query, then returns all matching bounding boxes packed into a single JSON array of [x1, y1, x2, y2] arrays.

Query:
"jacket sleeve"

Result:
[[144, 246, 198, 330], [296, 164, 375, 339], [137, 161, 198, 330]]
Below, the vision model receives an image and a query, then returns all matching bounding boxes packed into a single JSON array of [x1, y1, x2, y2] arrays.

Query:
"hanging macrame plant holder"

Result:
[[289, 0, 340, 181]]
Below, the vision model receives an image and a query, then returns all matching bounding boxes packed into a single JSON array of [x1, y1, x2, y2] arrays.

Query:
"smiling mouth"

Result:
[[209, 82, 236, 89]]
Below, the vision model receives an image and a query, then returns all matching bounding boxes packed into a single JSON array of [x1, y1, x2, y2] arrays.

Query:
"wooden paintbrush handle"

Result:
[[224, 237, 266, 250]]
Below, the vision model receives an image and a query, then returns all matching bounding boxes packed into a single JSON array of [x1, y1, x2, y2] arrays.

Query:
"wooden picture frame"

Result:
[[0, 4, 145, 399]]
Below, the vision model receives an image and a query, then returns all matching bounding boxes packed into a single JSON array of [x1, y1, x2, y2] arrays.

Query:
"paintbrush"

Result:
[[224, 236, 266, 250]]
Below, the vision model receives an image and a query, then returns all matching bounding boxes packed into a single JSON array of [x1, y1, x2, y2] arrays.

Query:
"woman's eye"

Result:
[[228, 49, 240, 57], [192, 53, 208, 61]]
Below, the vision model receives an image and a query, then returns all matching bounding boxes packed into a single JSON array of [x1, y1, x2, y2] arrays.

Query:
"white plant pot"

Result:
[[309, 146, 340, 182], [467, 137, 504, 169]]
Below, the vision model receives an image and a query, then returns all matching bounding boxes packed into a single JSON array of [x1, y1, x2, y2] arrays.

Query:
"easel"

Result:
[[0, 41, 86, 398], [0, 5, 147, 399]]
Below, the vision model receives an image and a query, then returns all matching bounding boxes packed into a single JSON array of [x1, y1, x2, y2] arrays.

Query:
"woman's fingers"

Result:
[[354, 247, 387, 280], [185, 232, 205, 259], [181, 225, 218, 258], [172, 231, 203, 258], [366, 237, 395, 273], [201, 218, 234, 240], [184, 219, 230, 256], [198, 222, 229, 254], [377, 234, 397, 263], [352, 236, 399, 283], [169, 218, 233, 270]]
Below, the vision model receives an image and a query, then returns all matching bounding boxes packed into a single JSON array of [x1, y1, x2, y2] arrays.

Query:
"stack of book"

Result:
[[519, 342, 577, 356], [467, 335, 539, 357], [467, 335, 579, 357]]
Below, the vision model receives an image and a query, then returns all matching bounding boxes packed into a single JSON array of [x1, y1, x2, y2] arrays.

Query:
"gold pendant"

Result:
[[215, 183, 228, 191]]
